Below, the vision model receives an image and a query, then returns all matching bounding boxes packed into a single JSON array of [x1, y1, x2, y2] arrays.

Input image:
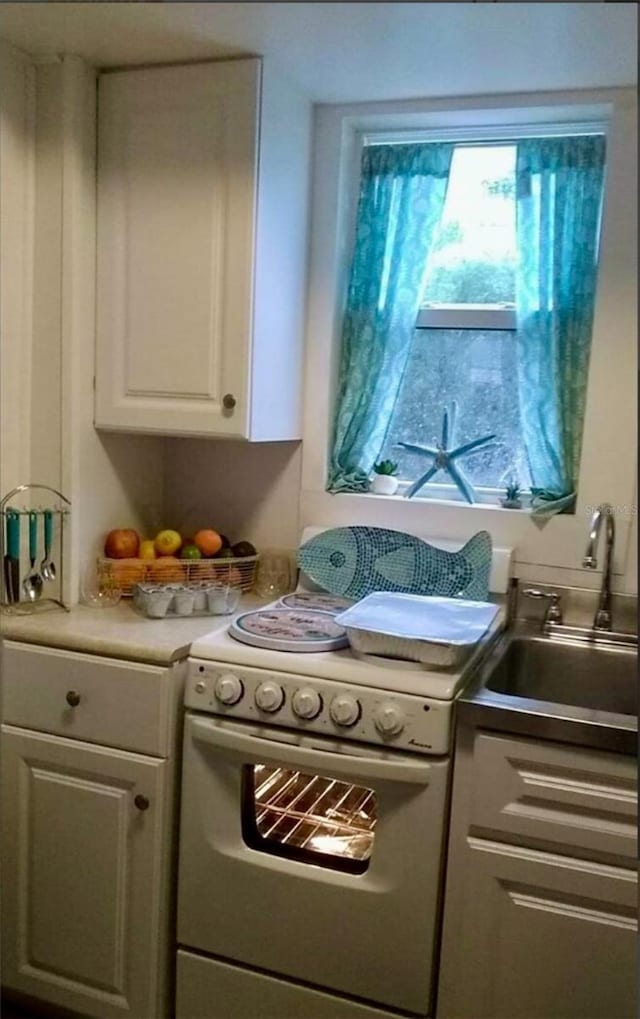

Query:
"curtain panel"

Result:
[[515, 134, 606, 516], [327, 143, 453, 493]]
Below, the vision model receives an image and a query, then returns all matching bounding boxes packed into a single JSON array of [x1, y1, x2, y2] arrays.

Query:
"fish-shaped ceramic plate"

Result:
[[297, 527, 492, 602]]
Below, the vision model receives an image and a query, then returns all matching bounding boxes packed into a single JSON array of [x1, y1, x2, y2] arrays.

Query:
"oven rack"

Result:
[[254, 765, 376, 862]]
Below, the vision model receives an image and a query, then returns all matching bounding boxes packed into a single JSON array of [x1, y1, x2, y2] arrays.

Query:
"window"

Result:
[[328, 128, 606, 515], [242, 764, 376, 875], [380, 143, 526, 494]]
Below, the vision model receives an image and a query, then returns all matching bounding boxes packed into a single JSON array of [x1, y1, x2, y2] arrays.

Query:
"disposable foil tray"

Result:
[[335, 592, 499, 667]]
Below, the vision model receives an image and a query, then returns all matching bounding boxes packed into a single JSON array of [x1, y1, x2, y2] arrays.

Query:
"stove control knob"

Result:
[[292, 688, 322, 720], [214, 673, 244, 706], [373, 702, 405, 737], [255, 681, 285, 713], [330, 694, 361, 728]]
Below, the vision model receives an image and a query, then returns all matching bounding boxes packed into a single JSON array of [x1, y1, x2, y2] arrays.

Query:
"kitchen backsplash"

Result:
[[163, 438, 302, 552]]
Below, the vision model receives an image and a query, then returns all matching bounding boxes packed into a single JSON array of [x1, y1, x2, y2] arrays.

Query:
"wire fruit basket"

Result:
[[98, 554, 259, 597]]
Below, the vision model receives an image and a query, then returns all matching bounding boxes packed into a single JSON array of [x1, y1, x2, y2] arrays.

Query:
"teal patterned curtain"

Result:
[[327, 143, 453, 492], [515, 135, 606, 516]]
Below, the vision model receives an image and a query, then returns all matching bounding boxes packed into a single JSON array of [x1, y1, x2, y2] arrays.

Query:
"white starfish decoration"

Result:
[[397, 402, 496, 503]]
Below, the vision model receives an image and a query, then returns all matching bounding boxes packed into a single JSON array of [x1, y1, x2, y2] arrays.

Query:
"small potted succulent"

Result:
[[501, 480, 522, 509], [371, 460, 400, 496]]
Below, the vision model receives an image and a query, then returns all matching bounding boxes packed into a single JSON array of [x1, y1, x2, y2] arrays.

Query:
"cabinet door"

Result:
[[438, 838, 637, 1019], [1, 726, 168, 1019], [96, 59, 259, 438]]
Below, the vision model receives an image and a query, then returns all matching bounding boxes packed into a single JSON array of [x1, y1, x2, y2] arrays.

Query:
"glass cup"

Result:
[[254, 550, 293, 600], [80, 558, 122, 608]]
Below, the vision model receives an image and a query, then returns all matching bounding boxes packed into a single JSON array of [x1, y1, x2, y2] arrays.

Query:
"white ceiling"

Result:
[[0, 2, 636, 104]]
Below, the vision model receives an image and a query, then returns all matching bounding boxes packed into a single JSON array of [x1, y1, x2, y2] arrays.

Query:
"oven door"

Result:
[[178, 714, 450, 1016]]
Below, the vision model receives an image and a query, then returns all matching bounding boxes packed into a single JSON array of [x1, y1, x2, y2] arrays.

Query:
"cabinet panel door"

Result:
[[438, 838, 637, 1019], [96, 59, 259, 438], [1, 727, 168, 1019], [470, 732, 637, 863]]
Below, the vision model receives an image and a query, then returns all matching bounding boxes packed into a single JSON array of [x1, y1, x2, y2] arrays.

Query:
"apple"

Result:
[[104, 528, 140, 559]]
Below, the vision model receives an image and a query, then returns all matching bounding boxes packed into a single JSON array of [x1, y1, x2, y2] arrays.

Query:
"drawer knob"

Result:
[[134, 794, 150, 811], [65, 690, 81, 707], [222, 393, 236, 410]]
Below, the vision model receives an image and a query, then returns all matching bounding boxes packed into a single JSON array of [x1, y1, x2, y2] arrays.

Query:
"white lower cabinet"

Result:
[[0, 641, 182, 1019], [438, 728, 638, 1019], [438, 837, 637, 1018], [1, 727, 168, 1018]]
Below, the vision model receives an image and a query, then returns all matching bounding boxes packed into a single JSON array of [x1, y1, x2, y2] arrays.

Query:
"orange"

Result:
[[108, 558, 146, 588], [149, 557, 185, 583], [193, 529, 223, 558], [218, 565, 243, 588]]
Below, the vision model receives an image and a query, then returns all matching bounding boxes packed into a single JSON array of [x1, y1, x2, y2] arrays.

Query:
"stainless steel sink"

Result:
[[460, 624, 638, 754], [485, 635, 636, 716]]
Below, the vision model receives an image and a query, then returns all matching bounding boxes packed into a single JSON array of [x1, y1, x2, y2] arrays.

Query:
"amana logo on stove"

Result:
[[409, 738, 432, 749]]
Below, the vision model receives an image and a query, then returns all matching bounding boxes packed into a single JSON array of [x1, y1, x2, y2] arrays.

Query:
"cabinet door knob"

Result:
[[222, 393, 236, 410], [66, 690, 81, 707], [134, 794, 150, 811]]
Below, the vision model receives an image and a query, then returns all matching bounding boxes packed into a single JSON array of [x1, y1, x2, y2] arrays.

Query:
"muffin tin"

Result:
[[133, 581, 242, 619]]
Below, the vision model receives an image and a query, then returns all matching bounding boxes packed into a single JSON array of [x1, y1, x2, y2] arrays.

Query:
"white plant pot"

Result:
[[371, 474, 399, 496]]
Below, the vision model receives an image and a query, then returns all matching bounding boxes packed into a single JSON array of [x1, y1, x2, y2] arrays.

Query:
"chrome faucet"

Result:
[[582, 504, 615, 630]]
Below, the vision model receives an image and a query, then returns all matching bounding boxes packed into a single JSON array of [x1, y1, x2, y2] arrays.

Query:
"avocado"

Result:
[[232, 540, 257, 558], [214, 546, 236, 559]]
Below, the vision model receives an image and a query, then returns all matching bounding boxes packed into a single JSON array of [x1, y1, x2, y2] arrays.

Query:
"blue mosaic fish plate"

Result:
[[297, 527, 492, 602]]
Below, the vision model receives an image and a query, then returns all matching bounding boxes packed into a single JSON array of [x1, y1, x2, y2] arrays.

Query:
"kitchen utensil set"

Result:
[[0, 483, 70, 611]]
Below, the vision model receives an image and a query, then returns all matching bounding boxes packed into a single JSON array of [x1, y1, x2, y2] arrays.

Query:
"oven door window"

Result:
[[242, 764, 377, 874]]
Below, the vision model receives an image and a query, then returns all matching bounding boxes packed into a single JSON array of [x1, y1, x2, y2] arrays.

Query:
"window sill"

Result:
[[336, 489, 534, 514]]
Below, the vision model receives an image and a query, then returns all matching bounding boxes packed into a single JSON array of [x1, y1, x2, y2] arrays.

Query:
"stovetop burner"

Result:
[[229, 607, 349, 653], [278, 592, 354, 614]]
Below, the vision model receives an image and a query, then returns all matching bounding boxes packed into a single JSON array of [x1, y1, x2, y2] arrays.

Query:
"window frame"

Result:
[[416, 304, 516, 330], [360, 122, 607, 501]]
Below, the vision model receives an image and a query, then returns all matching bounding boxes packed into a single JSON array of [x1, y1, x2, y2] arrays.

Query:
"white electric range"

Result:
[[176, 531, 509, 1019], [186, 591, 504, 755]]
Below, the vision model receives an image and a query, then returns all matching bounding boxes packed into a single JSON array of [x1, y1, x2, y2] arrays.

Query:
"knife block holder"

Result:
[[0, 484, 71, 613]]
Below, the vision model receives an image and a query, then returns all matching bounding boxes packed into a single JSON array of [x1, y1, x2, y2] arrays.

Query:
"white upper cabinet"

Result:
[[95, 58, 310, 440]]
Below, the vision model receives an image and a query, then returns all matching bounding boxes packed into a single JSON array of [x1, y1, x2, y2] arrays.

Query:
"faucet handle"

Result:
[[522, 588, 564, 625]]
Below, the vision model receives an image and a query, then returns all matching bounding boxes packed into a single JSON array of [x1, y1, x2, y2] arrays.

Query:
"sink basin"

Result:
[[460, 625, 638, 754], [485, 635, 637, 716]]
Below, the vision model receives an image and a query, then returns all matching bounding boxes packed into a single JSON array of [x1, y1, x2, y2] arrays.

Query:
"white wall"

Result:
[[163, 438, 302, 551], [57, 56, 165, 600], [299, 88, 638, 594], [0, 47, 166, 604], [2, 41, 636, 598], [0, 40, 34, 499], [30, 63, 63, 492]]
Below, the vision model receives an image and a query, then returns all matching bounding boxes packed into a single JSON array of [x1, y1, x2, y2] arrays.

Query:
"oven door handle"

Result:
[[190, 716, 433, 785]]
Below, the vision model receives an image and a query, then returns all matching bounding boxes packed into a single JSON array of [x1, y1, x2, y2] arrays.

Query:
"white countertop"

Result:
[[0, 596, 265, 666], [1, 593, 506, 682]]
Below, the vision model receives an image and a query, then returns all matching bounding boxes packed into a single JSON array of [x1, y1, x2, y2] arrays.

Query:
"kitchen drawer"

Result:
[[469, 732, 637, 864], [1, 641, 171, 757], [176, 950, 397, 1019]]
